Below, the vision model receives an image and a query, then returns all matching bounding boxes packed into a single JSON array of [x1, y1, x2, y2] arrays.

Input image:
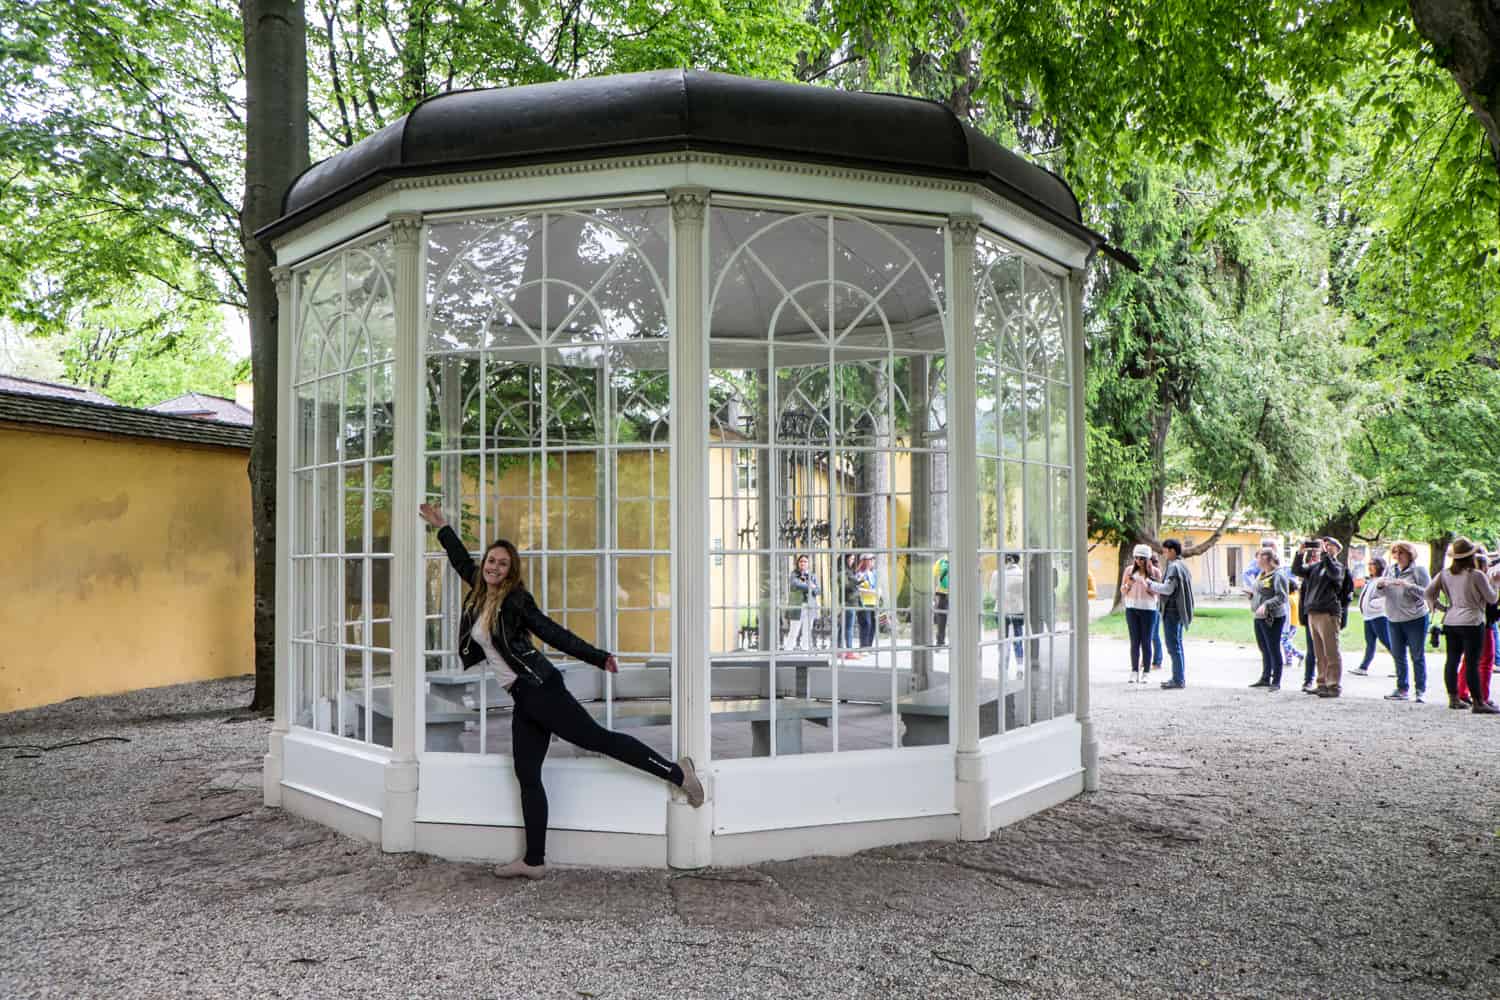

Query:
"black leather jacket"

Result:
[[436, 526, 610, 687]]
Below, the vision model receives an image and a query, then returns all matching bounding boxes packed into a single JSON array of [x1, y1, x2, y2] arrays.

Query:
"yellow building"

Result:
[[1088, 499, 1281, 598], [0, 381, 253, 712]]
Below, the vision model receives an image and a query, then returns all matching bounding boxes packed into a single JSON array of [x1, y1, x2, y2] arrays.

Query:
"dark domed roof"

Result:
[[263, 70, 1098, 251]]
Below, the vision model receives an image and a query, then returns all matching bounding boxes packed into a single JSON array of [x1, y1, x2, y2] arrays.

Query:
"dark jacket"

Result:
[[1292, 550, 1346, 617], [437, 526, 610, 687], [1149, 559, 1195, 625]]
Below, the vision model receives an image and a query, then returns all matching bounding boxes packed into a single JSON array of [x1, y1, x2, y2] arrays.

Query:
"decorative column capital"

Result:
[[270, 265, 292, 295], [948, 214, 982, 250], [668, 186, 709, 225], [388, 211, 423, 247]]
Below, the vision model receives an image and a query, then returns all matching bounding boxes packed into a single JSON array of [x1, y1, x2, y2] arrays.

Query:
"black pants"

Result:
[[510, 674, 680, 865], [1254, 614, 1285, 685], [933, 592, 949, 645], [1443, 624, 1485, 702]]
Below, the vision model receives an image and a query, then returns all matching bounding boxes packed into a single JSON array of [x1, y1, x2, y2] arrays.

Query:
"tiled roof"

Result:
[[0, 374, 115, 405], [148, 391, 254, 426], [0, 389, 252, 450]]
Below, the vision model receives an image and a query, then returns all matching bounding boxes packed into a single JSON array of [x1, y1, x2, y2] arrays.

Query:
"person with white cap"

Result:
[[1120, 543, 1161, 684]]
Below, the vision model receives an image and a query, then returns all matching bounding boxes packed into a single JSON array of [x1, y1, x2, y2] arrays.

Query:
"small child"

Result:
[[1281, 576, 1305, 666]]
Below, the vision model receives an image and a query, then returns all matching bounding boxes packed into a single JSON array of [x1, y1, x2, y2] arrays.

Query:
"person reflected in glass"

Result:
[[932, 555, 950, 646], [988, 553, 1027, 673], [418, 502, 704, 878], [784, 554, 820, 651], [838, 552, 860, 661], [856, 552, 880, 650]]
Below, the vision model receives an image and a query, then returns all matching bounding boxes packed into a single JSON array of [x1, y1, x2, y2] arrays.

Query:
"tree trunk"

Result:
[[1427, 531, 1453, 579], [1409, 0, 1500, 174], [243, 0, 309, 712]]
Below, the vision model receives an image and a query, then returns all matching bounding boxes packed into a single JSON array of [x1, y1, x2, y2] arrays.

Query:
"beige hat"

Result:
[[1131, 543, 1151, 559]]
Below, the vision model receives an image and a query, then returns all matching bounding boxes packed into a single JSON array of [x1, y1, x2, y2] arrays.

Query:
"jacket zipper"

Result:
[[497, 601, 540, 683]]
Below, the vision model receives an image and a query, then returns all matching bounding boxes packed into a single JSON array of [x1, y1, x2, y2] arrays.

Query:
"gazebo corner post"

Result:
[[1067, 274, 1099, 792], [383, 210, 425, 852], [667, 186, 713, 869], [947, 214, 991, 841], [264, 263, 295, 808]]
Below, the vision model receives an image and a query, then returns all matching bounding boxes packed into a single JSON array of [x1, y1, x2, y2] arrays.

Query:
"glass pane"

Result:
[[613, 368, 670, 445], [315, 643, 339, 735], [1053, 551, 1074, 632], [488, 453, 541, 551], [1029, 633, 1054, 724], [1024, 376, 1047, 465], [615, 449, 669, 551], [369, 364, 394, 460], [542, 450, 601, 552], [1001, 462, 1024, 549], [369, 461, 393, 554], [343, 557, 365, 642], [369, 651, 392, 747], [343, 464, 365, 553], [369, 557, 392, 650], [1048, 377, 1071, 469], [486, 358, 542, 448], [709, 367, 769, 443], [294, 384, 316, 468], [711, 554, 770, 655], [1052, 469, 1073, 557], [1052, 632, 1074, 718], [999, 369, 1024, 460], [315, 377, 338, 465], [978, 642, 1002, 738], [615, 555, 670, 657], [342, 647, 364, 739], [292, 642, 314, 728], [776, 364, 831, 445], [545, 364, 601, 445], [1024, 463, 1048, 550], [426, 215, 542, 352], [976, 364, 999, 458], [978, 459, 1000, 551], [1027, 263, 1065, 383], [836, 360, 887, 445], [836, 651, 897, 752]]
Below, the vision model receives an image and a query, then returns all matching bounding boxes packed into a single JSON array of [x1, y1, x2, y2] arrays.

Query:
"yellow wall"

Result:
[[0, 426, 253, 712]]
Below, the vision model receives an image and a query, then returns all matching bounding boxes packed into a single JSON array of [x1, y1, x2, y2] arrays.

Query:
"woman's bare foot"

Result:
[[492, 859, 547, 879], [678, 755, 705, 808]]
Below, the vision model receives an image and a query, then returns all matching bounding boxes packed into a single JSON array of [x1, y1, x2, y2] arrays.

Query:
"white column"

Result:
[[1068, 274, 1099, 791], [263, 264, 294, 808], [383, 211, 423, 851], [667, 186, 712, 869], [947, 215, 990, 840]]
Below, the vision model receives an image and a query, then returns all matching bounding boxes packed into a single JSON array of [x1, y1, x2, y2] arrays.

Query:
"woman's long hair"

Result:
[[465, 539, 525, 636]]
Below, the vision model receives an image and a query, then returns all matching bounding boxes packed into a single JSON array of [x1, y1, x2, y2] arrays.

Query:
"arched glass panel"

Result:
[[708, 206, 948, 759]]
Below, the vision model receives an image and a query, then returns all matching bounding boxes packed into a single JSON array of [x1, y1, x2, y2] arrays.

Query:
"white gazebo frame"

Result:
[[262, 148, 1100, 869]]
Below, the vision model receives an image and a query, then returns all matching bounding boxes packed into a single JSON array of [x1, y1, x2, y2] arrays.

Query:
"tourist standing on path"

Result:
[[1120, 544, 1160, 684], [1378, 541, 1431, 702], [1248, 548, 1289, 691], [932, 555, 950, 646], [1148, 539, 1195, 689], [1281, 577, 1306, 674], [1293, 538, 1347, 698], [1426, 537, 1500, 714], [784, 554, 820, 651], [1148, 553, 1165, 673], [418, 503, 704, 878], [1351, 556, 1392, 676], [989, 554, 1027, 670], [839, 552, 860, 658], [1455, 546, 1499, 708], [855, 553, 881, 649]]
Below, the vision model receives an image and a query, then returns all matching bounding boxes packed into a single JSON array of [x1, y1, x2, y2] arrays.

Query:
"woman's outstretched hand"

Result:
[[604, 655, 619, 674], [418, 502, 448, 529]]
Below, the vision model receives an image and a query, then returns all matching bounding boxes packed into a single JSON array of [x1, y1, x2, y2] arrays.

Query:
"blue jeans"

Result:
[[1125, 607, 1154, 673], [841, 609, 857, 648], [1304, 627, 1316, 686], [1162, 614, 1186, 685], [1004, 615, 1025, 663], [1388, 615, 1428, 694], [1150, 610, 1164, 666], [1358, 616, 1392, 671], [1254, 614, 1285, 685]]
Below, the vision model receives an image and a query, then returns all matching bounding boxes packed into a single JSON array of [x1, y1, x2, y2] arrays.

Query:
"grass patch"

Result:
[[1092, 604, 1370, 652]]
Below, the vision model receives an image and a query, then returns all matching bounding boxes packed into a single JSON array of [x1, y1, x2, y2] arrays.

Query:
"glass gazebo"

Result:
[[258, 70, 1105, 868]]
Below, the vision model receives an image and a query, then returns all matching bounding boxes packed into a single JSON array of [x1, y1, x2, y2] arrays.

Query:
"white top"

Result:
[[1119, 569, 1159, 611], [1359, 580, 1386, 620], [470, 620, 519, 689], [988, 565, 1026, 616]]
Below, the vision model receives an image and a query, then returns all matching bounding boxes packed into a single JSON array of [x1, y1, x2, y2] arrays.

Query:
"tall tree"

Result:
[[242, 0, 309, 710]]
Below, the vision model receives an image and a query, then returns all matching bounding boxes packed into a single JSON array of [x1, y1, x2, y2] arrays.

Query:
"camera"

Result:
[[1302, 539, 1321, 549]]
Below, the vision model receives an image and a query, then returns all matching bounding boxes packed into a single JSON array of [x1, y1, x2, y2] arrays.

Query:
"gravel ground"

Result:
[[2, 637, 1497, 1000]]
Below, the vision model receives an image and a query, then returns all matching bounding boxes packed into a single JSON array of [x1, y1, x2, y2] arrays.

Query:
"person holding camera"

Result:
[[1120, 544, 1161, 684], [1423, 536, 1500, 713], [784, 554, 820, 651], [1146, 538, 1194, 689], [1292, 537, 1347, 698], [1377, 541, 1431, 701], [1248, 547, 1289, 690]]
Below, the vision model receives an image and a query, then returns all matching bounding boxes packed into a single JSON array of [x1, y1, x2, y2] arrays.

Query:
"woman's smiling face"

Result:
[[482, 546, 511, 586]]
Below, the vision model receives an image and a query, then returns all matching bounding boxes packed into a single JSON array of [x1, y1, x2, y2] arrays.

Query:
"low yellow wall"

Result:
[[0, 426, 253, 712]]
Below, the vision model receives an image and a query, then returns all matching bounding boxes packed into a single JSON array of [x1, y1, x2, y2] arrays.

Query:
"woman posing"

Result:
[[1351, 556, 1392, 677], [420, 503, 705, 878], [1377, 542, 1430, 702], [1423, 537, 1500, 714], [1120, 544, 1161, 685], [1248, 548, 1289, 691]]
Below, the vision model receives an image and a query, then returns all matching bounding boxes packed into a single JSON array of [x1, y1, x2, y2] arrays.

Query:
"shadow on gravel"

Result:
[[117, 741, 1227, 932]]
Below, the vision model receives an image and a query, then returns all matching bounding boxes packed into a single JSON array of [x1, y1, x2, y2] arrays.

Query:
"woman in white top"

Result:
[[1423, 536, 1500, 714], [1351, 556, 1391, 676], [1120, 544, 1161, 683]]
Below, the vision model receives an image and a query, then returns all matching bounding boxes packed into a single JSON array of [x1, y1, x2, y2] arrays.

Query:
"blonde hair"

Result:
[[464, 539, 525, 635], [1388, 541, 1417, 562]]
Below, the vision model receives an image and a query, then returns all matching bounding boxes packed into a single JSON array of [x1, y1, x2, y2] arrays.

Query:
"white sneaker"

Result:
[[677, 755, 705, 808]]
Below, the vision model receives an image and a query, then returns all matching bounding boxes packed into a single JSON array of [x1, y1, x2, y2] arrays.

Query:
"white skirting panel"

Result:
[[282, 728, 390, 818], [988, 770, 1083, 830], [281, 783, 383, 846], [414, 822, 668, 868], [416, 753, 669, 835], [982, 716, 1084, 814], [711, 813, 959, 867], [712, 745, 955, 836]]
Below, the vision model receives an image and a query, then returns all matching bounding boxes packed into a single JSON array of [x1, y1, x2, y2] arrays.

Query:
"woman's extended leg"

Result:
[[527, 680, 687, 787]]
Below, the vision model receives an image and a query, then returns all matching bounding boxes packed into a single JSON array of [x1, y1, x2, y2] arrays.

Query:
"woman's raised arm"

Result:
[[421, 504, 477, 584]]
